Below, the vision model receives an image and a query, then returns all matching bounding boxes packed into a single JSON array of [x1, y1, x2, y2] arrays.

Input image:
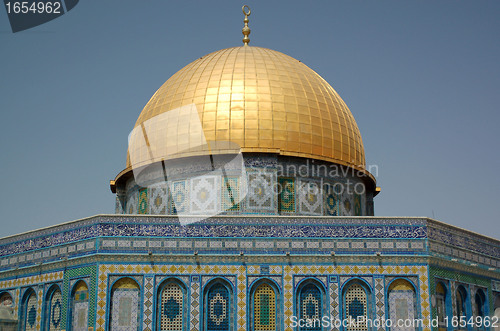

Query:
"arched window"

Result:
[[456, 286, 467, 317], [343, 281, 370, 331], [20, 288, 37, 331], [0, 292, 12, 307], [474, 289, 487, 330], [251, 282, 278, 331], [44, 285, 62, 331], [109, 277, 141, 331], [157, 279, 187, 331], [435, 282, 449, 331], [204, 280, 233, 331], [455, 285, 469, 331], [388, 279, 417, 331], [494, 296, 500, 331], [69, 280, 89, 331], [297, 281, 324, 331], [474, 289, 486, 317]]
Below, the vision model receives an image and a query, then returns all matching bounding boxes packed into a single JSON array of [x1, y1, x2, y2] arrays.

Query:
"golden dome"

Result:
[[119, 46, 370, 183]]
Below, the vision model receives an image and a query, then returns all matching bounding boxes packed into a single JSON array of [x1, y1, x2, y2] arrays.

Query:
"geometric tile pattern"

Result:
[[191, 175, 220, 215], [323, 182, 339, 216], [247, 171, 275, 212], [344, 284, 367, 331], [72, 301, 89, 331], [329, 280, 340, 331], [282, 267, 293, 331], [340, 276, 373, 289], [96, 264, 247, 331], [0, 273, 62, 329], [450, 281, 457, 317], [149, 184, 169, 214], [160, 283, 184, 331], [190, 278, 200, 331], [11, 288, 21, 319], [254, 283, 276, 331], [8, 216, 500, 266], [113, 148, 381, 217], [388, 290, 415, 331], [298, 283, 322, 331], [201, 276, 236, 290], [278, 178, 295, 213], [170, 180, 188, 214], [236, 266, 247, 331], [222, 177, 241, 212], [206, 284, 230, 331], [72, 281, 89, 331], [24, 290, 37, 331], [0, 263, 437, 331], [110, 289, 140, 331], [341, 191, 353, 216], [115, 196, 124, 214], [62, 266, 96, 329], [282, 265, 431, 331], [143, 276, 154, 331], [36, 287, 43, 330], [127, 193, 138, 214], [138, 188, 148, 214], [0, 221, 434, 264], [14, 288, 19, 319], [0, 271, 63, 289], [298, 180, 322, 215], [374, 277, 385, 331], [48, 289, 63, 330]]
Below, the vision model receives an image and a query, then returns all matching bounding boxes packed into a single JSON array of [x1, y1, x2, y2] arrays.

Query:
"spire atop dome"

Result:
[[242, 5, 251, 45]]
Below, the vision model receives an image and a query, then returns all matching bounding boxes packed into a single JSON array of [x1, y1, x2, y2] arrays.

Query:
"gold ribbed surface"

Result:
[[128, 46, 365, 171]]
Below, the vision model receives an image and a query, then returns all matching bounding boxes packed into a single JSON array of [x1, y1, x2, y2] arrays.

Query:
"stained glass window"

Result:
[[253, 283, 276, 331], [298, 283, 322, 331], [45, 286, 62, 331], [20, 289, 37, 331], [344, 283, 368, 331], [206, 283, 231, 331], [159, 282, 185, 331]]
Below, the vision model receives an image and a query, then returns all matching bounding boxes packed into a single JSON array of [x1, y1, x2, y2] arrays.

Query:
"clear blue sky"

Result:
[[0, 1, 499, 239]]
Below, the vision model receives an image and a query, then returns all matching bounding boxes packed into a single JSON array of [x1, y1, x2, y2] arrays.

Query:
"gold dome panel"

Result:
[[126, 46, 366, 174]]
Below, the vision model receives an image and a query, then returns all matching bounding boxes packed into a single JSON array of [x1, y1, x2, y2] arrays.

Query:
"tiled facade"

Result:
[[0, 215, 498, 330], [115, 156, 372, 217]]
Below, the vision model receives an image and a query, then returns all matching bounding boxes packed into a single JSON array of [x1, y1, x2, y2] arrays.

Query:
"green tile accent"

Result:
[[138, 188, 148, 214], [429, 265, 493, 321], [260, 294, 270, 325], [279, 178, 295, 213], [61, 265, 98, 329]]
